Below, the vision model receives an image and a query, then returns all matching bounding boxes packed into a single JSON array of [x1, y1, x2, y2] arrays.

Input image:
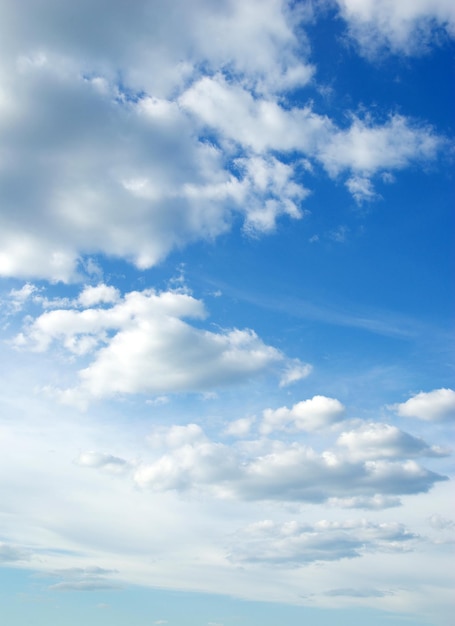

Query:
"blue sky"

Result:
[[0, 1, 454, 625]]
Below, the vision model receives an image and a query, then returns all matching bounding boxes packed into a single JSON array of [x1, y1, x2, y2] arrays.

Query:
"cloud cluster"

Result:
[[0, 1, 447, 281], [129, 417, 447, 505], [13, 286, 309, 404], [229, 518, 417, 565], [334, 0, 455, 56]]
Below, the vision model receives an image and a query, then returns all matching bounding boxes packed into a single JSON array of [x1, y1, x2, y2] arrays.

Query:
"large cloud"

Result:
[[0, 1, 447, 281], [13, 286, 309, 404], [131, 422, 446, 504]]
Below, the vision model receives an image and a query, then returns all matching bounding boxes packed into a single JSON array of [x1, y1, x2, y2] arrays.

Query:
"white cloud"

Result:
[[279, 360, 313, 387], [392, 388, 455, 421], [336, 423, 448, 461], [345, 175, 378, 204], [261, 396, 345, 434], [0, 3, 447, 281], [229, 518, 417, 565], [77, 284, 120, 307], [133, 423, 446, 504], [317, 115, 442, 177], [224, 417, 255, 437], [76, 451, 131, 474], [14, 287, 304, 404], [334, 0, 455, 56]]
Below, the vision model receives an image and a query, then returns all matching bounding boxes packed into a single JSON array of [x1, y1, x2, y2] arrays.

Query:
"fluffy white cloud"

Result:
[[392, 388, 455, 421], [261, 395, 345, 434], [229, 518, 417, 565], [335, 0, 455, 56], [14, 287, 306, 404], [132, 423, 446, 504], [336, 423, 448, 461], [0, 2, 447, 281], [317, 115, 442, 177]]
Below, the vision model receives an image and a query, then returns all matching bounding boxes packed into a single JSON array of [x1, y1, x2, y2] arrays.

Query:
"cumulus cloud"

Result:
[[261, 396, 346, 434], [14, 287, 304, 404], [392, 388, 455, 421], [336, 423, 449, 460], [334, 0, 455, 56], [0, 2, 447, 281], [133, 423, 446, 504], [0, 0, 314, 282], [229, 518, 417, 566]]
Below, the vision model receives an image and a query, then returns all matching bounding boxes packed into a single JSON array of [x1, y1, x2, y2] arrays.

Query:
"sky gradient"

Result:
[[0, 1, 454, 625]]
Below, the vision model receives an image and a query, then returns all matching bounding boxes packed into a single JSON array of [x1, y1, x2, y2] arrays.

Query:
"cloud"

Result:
[[336, 423, 449, 460], [48, 566, 122, 592], [317, 115, 442, 177], [0, 3, 447, 281], [261, 396, 346, 434], [323, 588, 392, 598], [334, 0, 455, 56], [224, 417, 255, 437], [229, 518, 417, 566], [133, 423, 446, 504], [15, 287, 304, 404], [0, 543, 30, 562], [76, 451, 131, 474], [0, 0, 314, 282], [392, 388, 455, 421]]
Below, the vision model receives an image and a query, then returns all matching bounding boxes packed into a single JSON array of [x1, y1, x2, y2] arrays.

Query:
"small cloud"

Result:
[[346, 176, 378, 203], [75, 452, 130, 474], [224, 416, 255, 437], [391, 388, 455, 421], [329, 225, 349, 243], [146, 396, 170, 406], [279, 360, 312, 387]]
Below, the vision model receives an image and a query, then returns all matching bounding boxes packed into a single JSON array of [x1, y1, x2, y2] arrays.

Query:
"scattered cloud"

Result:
[[336, 422, 449, 461], [76, 451, 131, 474], [334, 0, 455, 56], [392, 388, 455, 421], [229, 518, 418, 566], [132, 422, 446, 504], [261, 396, 346, 434], [14, 288, 305, 405]]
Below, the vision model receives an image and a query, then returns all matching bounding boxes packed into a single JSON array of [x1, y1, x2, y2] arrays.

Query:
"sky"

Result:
[[0, 1, 454, 625]]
